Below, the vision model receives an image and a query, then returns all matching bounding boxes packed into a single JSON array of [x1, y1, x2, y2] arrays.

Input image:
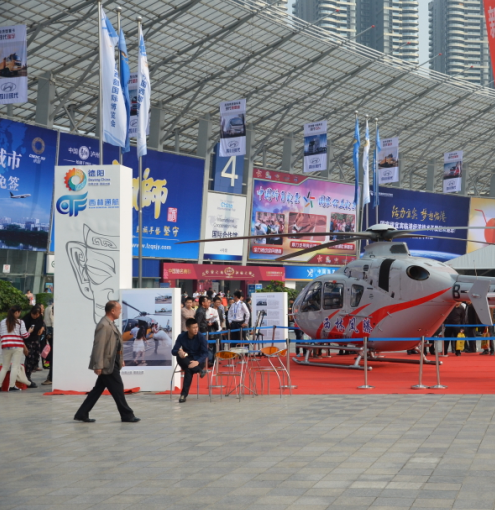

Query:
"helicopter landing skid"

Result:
[[367, 355, 440, 365], [293, 355, 371, 370]]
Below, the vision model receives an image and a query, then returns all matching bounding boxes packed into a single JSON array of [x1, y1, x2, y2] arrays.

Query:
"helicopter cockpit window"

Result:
[[351, 285, 364, 307], [323, 282, 344, 310], [301, 281, 322, 312]]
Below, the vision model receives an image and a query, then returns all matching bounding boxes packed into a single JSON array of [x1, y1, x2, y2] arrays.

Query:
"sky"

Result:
[[287, 1, 429, 64]]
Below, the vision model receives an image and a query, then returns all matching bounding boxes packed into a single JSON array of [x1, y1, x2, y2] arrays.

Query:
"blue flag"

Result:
[[137, 25, 151, 158], [118, 29, 131, 154], [372, 125, 382, 208], [353, 117, 360, 206]]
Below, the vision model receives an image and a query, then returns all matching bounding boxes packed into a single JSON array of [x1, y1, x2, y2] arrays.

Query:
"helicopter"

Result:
[[179, 223, 495, 369], [121, 300, 159, 342]]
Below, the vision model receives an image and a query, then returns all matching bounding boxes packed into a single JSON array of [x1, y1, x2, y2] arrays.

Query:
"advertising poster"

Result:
[[467, 197, 495, 253], [53, 164, 132, 391], [219, 99, 246, 157], [303, 121, 327, 173], [252, 292, 288, 342], [162, 263, 285, 282], [127, 147, 204, 259], [211, 143, 244, 194], [284, 265, 338, 281], [128, 72, 149, 138], [443, 150, 463, 193], [250, 169, 357, 264], [204, 192, 246, 261], [364, 186, 469, 261], [0, 118, 57, 251], [377, 137, 399, 184], [0, 25, 27, 105], [58, 132, 120, 166], [120, 288, 181, 392]]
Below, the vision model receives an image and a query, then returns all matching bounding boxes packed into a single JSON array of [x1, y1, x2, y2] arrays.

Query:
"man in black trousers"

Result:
[[172, 318, 208, 403], [74, 301, 140, 423]]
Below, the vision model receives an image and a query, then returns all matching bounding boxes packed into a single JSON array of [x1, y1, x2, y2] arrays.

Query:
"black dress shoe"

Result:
[[74, 416, 95, 422], [8, 386, 21, 392], [29, 382, 38, 389], [179, 395, 187, 403], [122, 417, 141, 423], [200, 369, 207, 378]]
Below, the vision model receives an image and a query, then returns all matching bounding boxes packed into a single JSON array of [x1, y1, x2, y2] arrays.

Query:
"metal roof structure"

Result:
[[4, 0, 495, 194], [447, 245, 495, 271]]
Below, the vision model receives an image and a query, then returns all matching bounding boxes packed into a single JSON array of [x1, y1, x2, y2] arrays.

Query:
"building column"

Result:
[[426, 159, 436, 192], [281, 134, 295, 173], [35, 71, 55, 128], [149, 102, 165, 151], [460, 162, 469, 196], [242, 124, 256, 266], [196, 114, 213, 264], [489, 172, 495, 198]]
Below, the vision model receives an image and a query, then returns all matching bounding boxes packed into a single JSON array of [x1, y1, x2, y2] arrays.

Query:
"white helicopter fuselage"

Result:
[[293, 241, 495, 352]]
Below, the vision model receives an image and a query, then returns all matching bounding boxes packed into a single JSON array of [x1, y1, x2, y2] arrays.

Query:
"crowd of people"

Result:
[[0, 302, 54, 391]]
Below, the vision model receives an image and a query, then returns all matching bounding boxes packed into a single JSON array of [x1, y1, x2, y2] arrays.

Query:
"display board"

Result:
[[443, 150, 463, 193], [467, 197, 495, 253], [303, 121, 327, 173], [0, 25, 27, 105], [219, 99, 246, 157], [366, 187, 469, 261], [204, 192, 246, 261], [250, 170, 357, 263], [251, 292, 288, 342], [0, 118, 57, 251], [120, 288, 181, 392], [377, 137, 399, 184], [53, 164, 132, 391], [211, 143, 244, 194]]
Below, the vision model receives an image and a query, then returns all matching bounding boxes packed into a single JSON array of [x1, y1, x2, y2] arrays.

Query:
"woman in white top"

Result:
[[0, 305, 36, 391], [133, 326, 147, 366]]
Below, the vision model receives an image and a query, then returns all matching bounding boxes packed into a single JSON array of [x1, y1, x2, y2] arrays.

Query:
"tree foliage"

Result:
[[0, 280, 30, 312], [256, 280, 299, 301]]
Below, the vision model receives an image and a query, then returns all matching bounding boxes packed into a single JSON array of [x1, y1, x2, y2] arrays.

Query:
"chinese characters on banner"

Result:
[[219, 99, 246, 157], [0, 118, 57, 251], [443, 150, 463, 193], [364, 186, 469, 261], [250, 170, 357, 263], [204, 192, 246, 261], [484, 0, 495, 74], [303, 121, 327, 173], [128, 73, 149, 139], [377, 137, 399, 184], [0, 25, 27, 105]]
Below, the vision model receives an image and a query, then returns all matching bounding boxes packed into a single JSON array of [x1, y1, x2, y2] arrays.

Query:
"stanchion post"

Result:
[[272, 325, 276, 347], [358, 337, 374, 389], [411, 336, 428, 389], [430, 336, 447, 389], [281, 335, 297, 390]]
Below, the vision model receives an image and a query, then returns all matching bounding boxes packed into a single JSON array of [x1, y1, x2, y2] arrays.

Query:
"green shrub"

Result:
[[0, 280, 30, 312], [256, 280, 299, 302], [35, 293, 53, 308]]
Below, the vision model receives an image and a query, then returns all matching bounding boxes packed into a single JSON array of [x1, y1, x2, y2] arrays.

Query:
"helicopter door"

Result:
[[300, 281, 322, 314]]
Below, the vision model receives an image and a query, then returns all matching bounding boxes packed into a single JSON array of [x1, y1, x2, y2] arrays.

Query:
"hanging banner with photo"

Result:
[[303, 121, 327, 173], [0, 25, 27, 105], [377, 137, 399, 184], [219, 99, 246, 157], [443, 150, 463, 193], [128, 72, 149, 139]]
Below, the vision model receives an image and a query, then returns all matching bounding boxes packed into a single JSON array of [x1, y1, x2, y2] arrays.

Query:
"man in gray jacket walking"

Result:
[[74, 301, 140, 423]]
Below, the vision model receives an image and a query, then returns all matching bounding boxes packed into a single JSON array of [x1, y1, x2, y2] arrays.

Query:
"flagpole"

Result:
[[116, 6, 122, 165], [137, 15, 143, 288], [364, 114, 369, 231], [98, 1, 103, 165], [375, 118, 379, 225]]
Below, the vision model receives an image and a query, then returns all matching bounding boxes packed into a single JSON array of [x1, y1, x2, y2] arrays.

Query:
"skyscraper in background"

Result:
[[428, 0, 491, 87], [292, 1, 419, 63]]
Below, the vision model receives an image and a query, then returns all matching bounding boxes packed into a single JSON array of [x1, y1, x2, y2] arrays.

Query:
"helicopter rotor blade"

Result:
[[275, 236, 364, 262], [387, 226, 495, 239], [396, 235, 495, 245]]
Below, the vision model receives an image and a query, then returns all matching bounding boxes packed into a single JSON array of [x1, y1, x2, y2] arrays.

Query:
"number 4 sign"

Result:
[[212, 143, 244, 194]]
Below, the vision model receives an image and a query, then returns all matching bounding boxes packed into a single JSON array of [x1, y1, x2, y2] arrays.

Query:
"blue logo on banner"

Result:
[[56, 193, 88, 217]]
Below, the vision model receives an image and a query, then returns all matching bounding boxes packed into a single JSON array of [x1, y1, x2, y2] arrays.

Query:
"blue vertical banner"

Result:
[[211, 143, 244, 194], [0, 118, 57, 251], [124, 148, 204, 259]]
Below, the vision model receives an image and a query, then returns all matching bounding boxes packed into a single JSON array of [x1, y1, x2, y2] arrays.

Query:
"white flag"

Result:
[[137, 25, 151, 158], [100, 8, 126, 147], [362, 119, 370, 205]]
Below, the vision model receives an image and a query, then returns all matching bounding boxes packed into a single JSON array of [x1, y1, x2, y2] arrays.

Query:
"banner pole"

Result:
[[98, 1, 103, 165], [430, 338, 447, 389], [411, 337, 427, 389], [138, 155, 143, 287], [116, 6, 122, 165], [358, 337, 373, 389], [280, 336, 297, 390], [375, 118, 379, 225]]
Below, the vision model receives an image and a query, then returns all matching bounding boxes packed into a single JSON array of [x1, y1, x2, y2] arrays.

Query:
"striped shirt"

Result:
[[0, 318, 29, 349]]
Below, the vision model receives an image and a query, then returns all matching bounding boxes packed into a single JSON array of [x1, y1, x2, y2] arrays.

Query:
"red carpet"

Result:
[[176, 352, 495, 396], [44, 387, 140, 396]]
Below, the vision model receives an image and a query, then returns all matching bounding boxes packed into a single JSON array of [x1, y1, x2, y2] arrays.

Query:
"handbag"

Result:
[[41, 343, 51, 358]]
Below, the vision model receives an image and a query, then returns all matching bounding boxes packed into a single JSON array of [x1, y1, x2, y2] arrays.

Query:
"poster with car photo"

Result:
[[219, 98, 246, 157], [121, 289, 175, 367], [128, 73, 150, 138], [377, 137, 399, 184]]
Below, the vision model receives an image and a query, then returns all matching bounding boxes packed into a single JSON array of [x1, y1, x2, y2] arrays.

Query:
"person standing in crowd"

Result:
[[74, 301, 139, 423], [22, 306, 44, 384], [42, 302, 54, 385], [443, 303, 464, 355], [181, 297, 195, 332], [212, 297, 226, 330], [25, 290, 35, 306], [172, 318, 208, 403], [0, 305, 36, 391], [228, 291, 250, 342], [195, 296, 210, 334], [464, 301, 479, 353]]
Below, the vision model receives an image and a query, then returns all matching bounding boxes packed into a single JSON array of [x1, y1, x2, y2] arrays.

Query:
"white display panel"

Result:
[[251, 292, 288, 343]]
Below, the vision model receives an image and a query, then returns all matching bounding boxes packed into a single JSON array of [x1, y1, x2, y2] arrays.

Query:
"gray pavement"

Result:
[[2, 370, 495, 510]]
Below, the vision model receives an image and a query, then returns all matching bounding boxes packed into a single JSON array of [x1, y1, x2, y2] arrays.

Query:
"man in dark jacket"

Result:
[[464, 301, 479, 353], [443, 303, 465, 355], [172, 318, 208, 403], [194, 296, 210, 334]]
